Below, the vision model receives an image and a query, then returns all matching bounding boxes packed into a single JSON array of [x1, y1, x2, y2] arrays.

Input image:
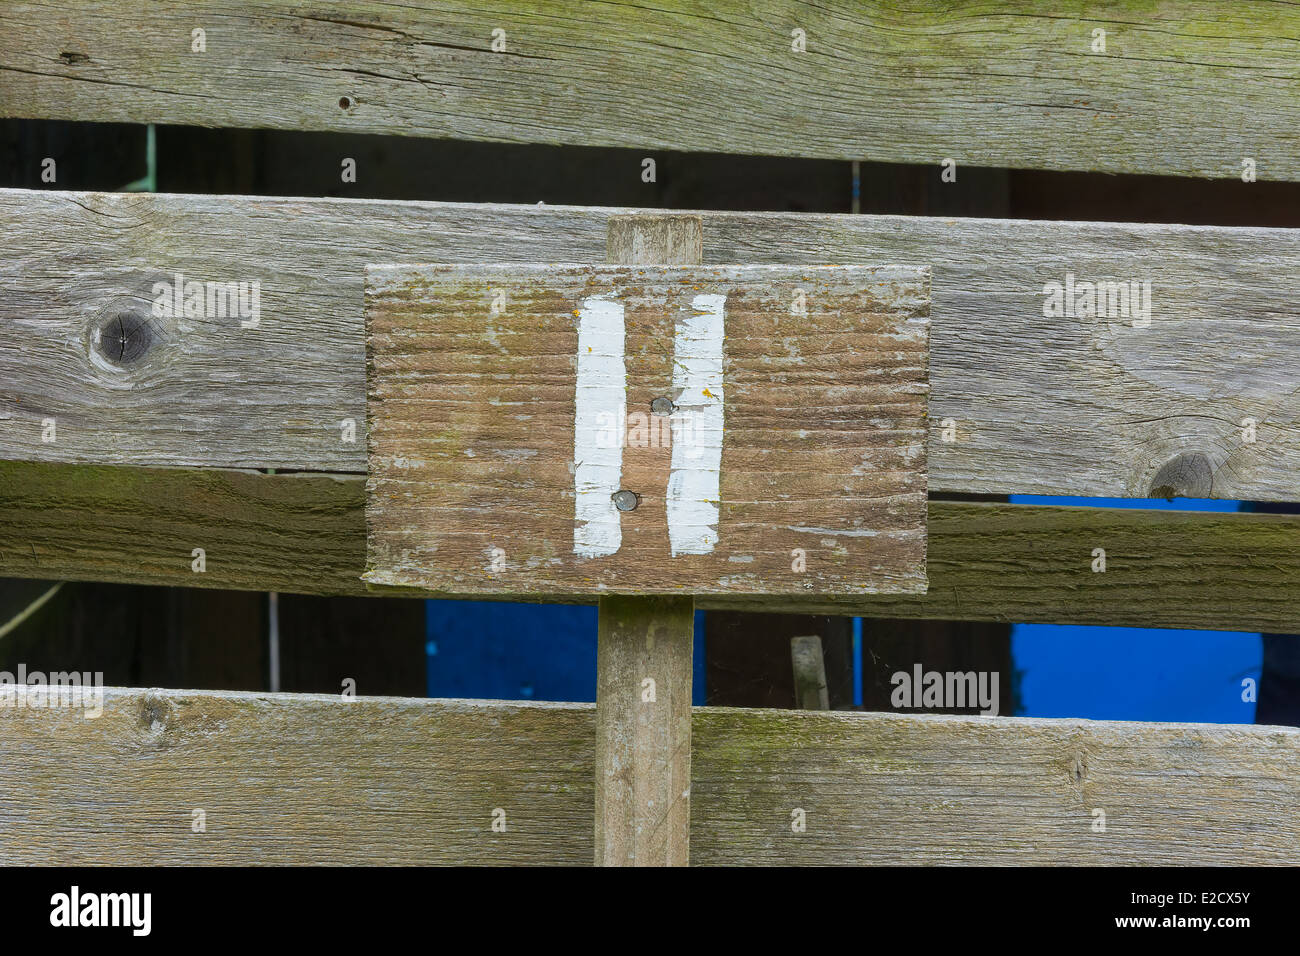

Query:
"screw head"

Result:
[[651, 396, 675, 416], [611, 490, 639, 512]]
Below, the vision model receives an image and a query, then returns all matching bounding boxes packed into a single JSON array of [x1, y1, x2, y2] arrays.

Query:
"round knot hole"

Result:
[[1147, 451, 1213, 499], [96, 310, 156, 366]]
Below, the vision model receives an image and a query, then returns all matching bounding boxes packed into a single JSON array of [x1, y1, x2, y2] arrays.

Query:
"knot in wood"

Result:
[[1147, 451, 1213, 499], [96, 309, 156, 366], [138, 695, 170, 734]]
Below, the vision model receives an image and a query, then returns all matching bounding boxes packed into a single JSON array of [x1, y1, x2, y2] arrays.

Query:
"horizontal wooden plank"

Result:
[[364, 263, 929, 595], [2, 460, 1297, 632], [692, 706, 1300, 865], [0, 688, 1293, 864], [0, 690, 592, 865], [5, 189, 1300, 499], [1, 3, 1295, 179]]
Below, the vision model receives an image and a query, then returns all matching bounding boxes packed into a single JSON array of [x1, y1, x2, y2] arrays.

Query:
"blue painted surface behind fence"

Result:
[[424, 498, 1261, 723], [1009, 496, 1261, 722], [427, 601, 707, 705]]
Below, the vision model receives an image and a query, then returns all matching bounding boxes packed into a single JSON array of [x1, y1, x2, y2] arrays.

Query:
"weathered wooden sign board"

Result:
[[363, 264, 930, 595]]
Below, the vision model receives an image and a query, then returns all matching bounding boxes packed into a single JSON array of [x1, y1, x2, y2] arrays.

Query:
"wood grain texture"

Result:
[[594, 215, 698, 868], [5, 189, 1300, 500], [0, 689, 593, 865], [607, 214, 703, 266], [2, 461, 1298, 632], [691, 707, 1300, 865], [596, 595, 694, 866], [790, 635, 829, 710], [0, 688, 1294, 865], [1, 2, 1296, 179], [364, 263, 929, 595]]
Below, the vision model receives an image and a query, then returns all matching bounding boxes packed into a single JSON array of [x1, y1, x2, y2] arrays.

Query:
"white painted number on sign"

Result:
[[574, 295, 626, 558], [573, 291, 726, 558], [667, 294, 724, 556]]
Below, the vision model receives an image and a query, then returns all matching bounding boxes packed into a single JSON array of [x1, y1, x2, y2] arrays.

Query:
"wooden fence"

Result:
[[1, 688, 1294, 866], [1, 1, 1297, 865], [3, 1, 1296, 179]]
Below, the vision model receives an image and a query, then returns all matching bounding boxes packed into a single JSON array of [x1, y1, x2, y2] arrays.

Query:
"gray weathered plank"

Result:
[[2, 460, 1297, 633], [0, 689, 593, 865], [0, 2, 1296, 179], [691, 707, 1300, 865], [0, 688, 1293, 865], [364, 263, 929, 595], [4, 189, 1300, 499]]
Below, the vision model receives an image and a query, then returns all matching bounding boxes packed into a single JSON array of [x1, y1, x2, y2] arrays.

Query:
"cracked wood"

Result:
[[6, 190, 1300, 500], [1, 2, 1297, 178]]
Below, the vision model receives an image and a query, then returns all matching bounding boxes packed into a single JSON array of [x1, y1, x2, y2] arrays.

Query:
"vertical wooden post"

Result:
[[595, 214, 702, 867], [790, 635, 830, 710], [595, 595, 695, 866]]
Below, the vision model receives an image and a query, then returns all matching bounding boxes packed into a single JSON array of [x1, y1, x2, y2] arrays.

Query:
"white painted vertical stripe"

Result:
[[667, 292, 725, 556], [573, 295, 626, 558]]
